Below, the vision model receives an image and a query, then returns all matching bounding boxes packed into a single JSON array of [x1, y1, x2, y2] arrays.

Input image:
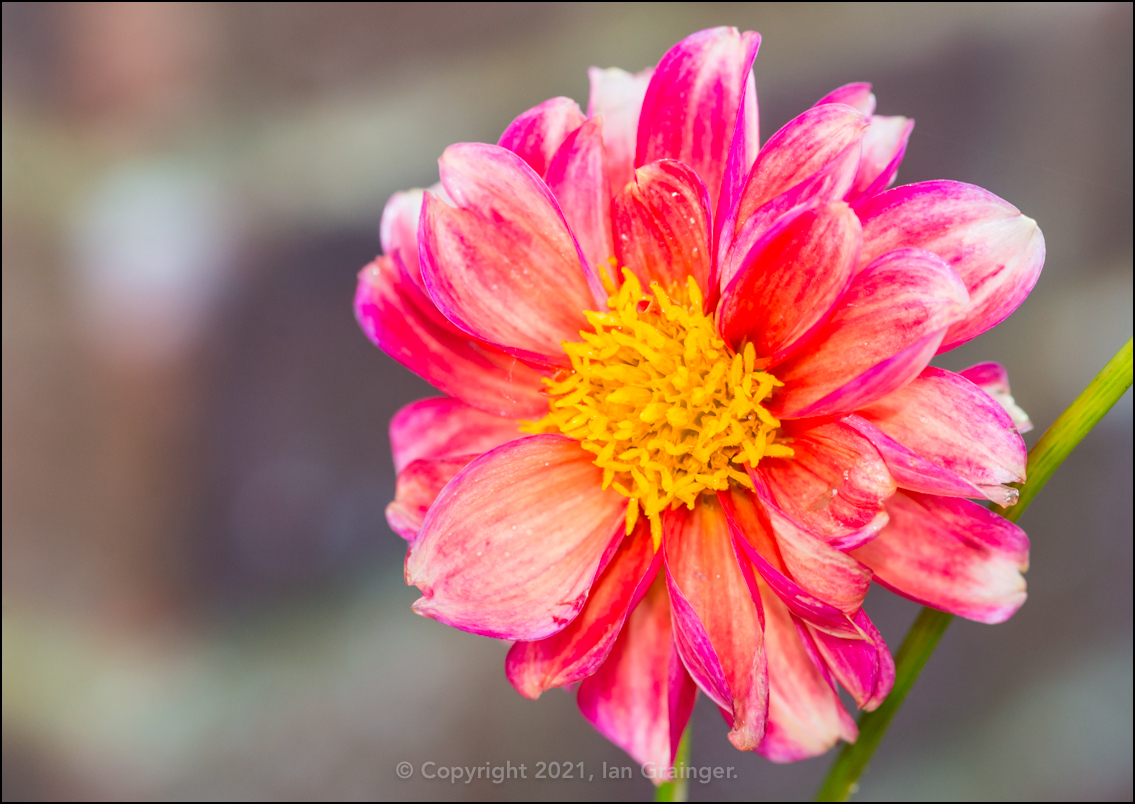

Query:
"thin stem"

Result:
[[654, 724, 692, 802], [815, 337, 1133, 802]]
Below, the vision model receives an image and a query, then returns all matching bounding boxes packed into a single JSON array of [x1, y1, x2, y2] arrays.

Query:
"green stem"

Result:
[[816, 337, 1133, 802], [654, 724, 692, 802]]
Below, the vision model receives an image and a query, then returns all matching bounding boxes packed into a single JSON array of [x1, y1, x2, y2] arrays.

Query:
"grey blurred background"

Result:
[[2, 3, 1131, 800]]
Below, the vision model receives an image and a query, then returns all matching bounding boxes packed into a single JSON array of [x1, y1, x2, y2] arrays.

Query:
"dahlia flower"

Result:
[[355, 27, 1043, 769]]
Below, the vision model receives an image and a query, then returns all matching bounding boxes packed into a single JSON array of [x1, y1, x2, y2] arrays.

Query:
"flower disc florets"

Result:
[[524, 267, 792, 546]]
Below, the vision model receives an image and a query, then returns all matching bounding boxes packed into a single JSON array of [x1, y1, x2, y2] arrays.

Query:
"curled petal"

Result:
[[407, 435, 627, 640], [806, 609, 894, 712], [587, 66, 654, 197], [380, 188, 427, 290], [546, 118, 614, 273], [389, 397, 522, 474], [506, 522, 659, 699], [814, 82, 877, 116], [849, 115, 914, 204], [772, 247, 969, 418], [664, 501, 768, 749], [753, 419, 895, 546], [853, 491, 1030, 624], [960, 362, 1033, 433], [853, 367, 1027, 506], [386, 455, 473, 541], [757, 580, 857, 762], [762, 500, 872, 614], [858, 180, 1045, 352], [612, 160, 713, 294], [637, 27, 761, 208], [720, 488, 865, 641], [355, 258, 548, 418], [718, 142, 860, 292], [498, 96, 586, 178], [577, 574, 697, 775], [718, 201, 861, 363], [420, 144, 597, 365], [734, 104, 868, 233]]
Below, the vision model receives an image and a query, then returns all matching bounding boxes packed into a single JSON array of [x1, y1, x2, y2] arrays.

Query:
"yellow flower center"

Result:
[[522, 267, 793, 548]]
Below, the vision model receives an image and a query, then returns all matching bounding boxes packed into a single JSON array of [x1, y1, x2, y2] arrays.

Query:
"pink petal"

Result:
[[718, 201, 861, 362], [959, 362, 1033, 433], [354, 258, 548, 418], [664, 500, 768, 749], [848, 115, 914, 205], [506, 522, 659, 699], [577, 574, 697, 774], [761, 500, 873, 614], [753, 419, 895, 546], [717, 142, 861, 293], [852, 491, 1030, 624], [805, 608, 894, 712], [853, 367, 1027, 506], [389, 396, 523, 474], [772, 247, 969, 418], [587, 66, 654, 197], [498, 96, 586, 178], [406, 435, 626, 640], [857, 180, 1045, 352], [814, 82, 877, 116], [612, 160, 713, 294], [545, 118, 615, 273], [756, 579, 857, 762], [380, 188, 427, 291], [712, 47, 759, 289], [720, 488, 865, 641], [636, 27, 761, 209], [419, 144, 598, 366], [733, 104, 868, 235], [386, 455, 473, 541]]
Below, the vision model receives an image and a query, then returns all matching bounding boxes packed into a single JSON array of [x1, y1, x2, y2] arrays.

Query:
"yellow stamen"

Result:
[[523, 268, 792, 549]]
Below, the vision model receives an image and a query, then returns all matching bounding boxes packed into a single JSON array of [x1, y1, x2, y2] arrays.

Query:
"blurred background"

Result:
[[2, 2, 1131, 800]]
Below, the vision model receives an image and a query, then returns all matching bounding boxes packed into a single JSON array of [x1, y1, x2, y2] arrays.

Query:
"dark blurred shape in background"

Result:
[[2, 3, 1131, 801]]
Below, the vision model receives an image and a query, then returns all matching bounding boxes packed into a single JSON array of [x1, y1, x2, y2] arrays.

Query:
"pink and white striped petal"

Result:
[[853, 491, 1030, 624], [612, 160, 713, 295], [752, 420, 895, 546], [664, 500, 768, 750], [636, 27, 761, 209], [756, 581, 857, 762], [853, 367, 1027, 506], [733, 104, 868, 233], [772, 247, 969, 418], [717, 142, 860, 293], [498, 96, 586, 179], [380, 188, 428, 291], [389, 397, 523, 474], [814, 82, 876, 116], [718, 201, 861, 363], [577, 575, 697, 776], [545, 117, 614, 273], [355, 258, 548, 418], [506, 522, 659, 699], [848, 115, 914, 204], [386, 455, 474, 541], [960, 362, 1033, 433], [587, 66, 654, 198], [420, 144, 598, 366], [858, 180, 1045, 352], [407, 435, 627, 640]]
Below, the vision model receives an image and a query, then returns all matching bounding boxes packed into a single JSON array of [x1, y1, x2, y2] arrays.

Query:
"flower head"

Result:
[[356, 27, 1042, 770]]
